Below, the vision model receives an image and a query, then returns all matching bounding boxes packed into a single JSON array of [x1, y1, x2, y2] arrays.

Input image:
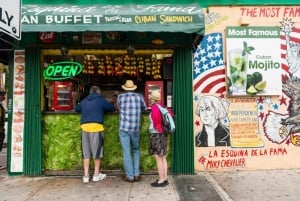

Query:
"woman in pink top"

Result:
[[148, 90, 169, 187]]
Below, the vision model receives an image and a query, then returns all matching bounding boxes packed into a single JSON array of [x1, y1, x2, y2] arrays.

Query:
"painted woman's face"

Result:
[[199, 99, 217, 125]]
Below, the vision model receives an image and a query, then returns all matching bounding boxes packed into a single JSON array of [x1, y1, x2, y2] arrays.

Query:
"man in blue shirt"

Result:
[[117, 80, 146, 183], [75, 86, 114, 183]]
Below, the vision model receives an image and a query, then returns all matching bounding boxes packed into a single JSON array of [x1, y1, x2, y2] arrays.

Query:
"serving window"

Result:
[[41, 49, 173, 111], [145, 81, 164, 109]]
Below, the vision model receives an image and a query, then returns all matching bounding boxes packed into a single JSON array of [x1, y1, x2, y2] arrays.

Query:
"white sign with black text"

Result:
[[0, 0, 21, 40]]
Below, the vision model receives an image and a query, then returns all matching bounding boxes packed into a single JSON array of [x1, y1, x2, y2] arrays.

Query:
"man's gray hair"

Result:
[[89, 85, 101, 94]]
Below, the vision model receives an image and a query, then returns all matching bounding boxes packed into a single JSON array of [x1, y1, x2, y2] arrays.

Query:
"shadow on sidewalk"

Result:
[[173, 174, 223, 201]]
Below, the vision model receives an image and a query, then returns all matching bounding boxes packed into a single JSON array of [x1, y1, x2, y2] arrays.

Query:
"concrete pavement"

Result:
[[173, 169, 300, 201], [0, 175, 180, 201], [209, 169, 300, 201], [1, 146, 300, 201], [0, 147, 182, 201]]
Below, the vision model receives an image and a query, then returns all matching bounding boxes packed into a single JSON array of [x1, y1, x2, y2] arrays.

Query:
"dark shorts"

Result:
[[149, 133, 167, 156], [81, 131, 104, 159]]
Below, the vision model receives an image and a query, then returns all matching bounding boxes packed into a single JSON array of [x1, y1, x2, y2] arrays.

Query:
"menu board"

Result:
[[228, 97, 264, 148], [10, 50, 25, 172]]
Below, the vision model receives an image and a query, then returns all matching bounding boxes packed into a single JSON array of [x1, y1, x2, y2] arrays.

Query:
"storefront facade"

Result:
[[6, 2, 205, 176], [3, 0, 300, 176]]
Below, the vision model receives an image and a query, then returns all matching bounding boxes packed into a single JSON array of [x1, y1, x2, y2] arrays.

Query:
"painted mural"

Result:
[[193, 6, 300, 171]]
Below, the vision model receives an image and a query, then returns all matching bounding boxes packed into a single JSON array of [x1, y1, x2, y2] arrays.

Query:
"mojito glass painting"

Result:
[[228, 49, 248, 94]]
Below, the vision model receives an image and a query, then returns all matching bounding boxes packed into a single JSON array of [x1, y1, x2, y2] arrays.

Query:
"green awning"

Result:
[[21, 4, 204, 34]]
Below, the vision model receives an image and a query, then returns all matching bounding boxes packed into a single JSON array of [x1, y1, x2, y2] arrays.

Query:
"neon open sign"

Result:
[[43, 61, 82, 80]]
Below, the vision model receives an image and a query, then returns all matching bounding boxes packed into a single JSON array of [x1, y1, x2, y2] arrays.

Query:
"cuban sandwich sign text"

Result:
[[20, 4, 205, 34]]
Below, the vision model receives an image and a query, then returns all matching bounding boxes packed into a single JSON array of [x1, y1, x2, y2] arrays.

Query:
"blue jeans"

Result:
[[119, 130, 140, 180]]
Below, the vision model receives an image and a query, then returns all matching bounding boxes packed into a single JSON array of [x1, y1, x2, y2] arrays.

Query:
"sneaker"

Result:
[[92, 173, 106, 182], [83, 176, 89, 183]]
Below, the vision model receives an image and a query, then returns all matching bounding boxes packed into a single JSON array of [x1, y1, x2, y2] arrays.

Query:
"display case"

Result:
[[48, 81, 73, 111], [145, 81, 164, 109]]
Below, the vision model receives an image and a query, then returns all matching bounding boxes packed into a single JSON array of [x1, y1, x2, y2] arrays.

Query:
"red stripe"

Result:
[[282, 74, 288, 83], [282, 64, 289, 73], [201, 77, 225, 93], [292, 27, 300, 32], [193, 68, 224, 91], [281, 52, 287, 58], [290, 36, 300, 43], [216, 86, 226, 94]]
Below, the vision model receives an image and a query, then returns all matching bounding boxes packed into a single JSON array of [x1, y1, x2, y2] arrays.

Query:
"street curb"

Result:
[[169, 176, 181, 201], [203, 172, 233, 201]]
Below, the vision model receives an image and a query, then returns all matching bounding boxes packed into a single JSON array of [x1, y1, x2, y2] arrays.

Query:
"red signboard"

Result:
[[39, 32, 56, 43]]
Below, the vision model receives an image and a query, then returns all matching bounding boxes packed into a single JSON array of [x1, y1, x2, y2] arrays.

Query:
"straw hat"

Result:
[[149, 90, 161, 101], [122, 80, 137, 91]]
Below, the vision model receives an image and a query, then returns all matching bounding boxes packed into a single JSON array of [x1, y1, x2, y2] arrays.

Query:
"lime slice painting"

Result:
[[246, 72, 267, 95]]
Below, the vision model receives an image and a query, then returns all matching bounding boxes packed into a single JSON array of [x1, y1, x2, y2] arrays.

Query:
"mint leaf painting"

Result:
[[242, 41, 255, 56]]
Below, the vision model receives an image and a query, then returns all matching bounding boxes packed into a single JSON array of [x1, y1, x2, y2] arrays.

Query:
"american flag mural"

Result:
[[193, 20, 300, 94], [193, 32, 226, 94], [280, 18, 300, 81]]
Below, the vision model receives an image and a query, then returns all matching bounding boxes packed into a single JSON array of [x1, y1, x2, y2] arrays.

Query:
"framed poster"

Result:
[[226, 26, 281, 96], [82, 32, 102, 44], [145, 81, 164, 109]]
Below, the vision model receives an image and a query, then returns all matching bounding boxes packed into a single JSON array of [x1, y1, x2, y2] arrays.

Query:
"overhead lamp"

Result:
[[60, 32, 69, 56], [126, 43, 135, 57], [60, 45, 69, 56]]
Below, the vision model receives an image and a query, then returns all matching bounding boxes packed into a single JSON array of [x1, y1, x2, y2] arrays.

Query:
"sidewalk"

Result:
[[173, 169, 300, 201], [0, 147, 181, 201], [208, 169, 300, 201], [0, 175, 181, 201], [0, 146, 7, 180], [2, 146, 300, 201]]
